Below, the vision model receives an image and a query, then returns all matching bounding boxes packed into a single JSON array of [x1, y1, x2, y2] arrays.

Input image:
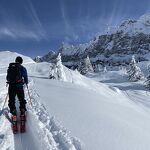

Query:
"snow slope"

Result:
[[0, 51, 34, 67], [31, 64, 150, 150], [1, 51, 150, 150], [0, 51, 82, 150]]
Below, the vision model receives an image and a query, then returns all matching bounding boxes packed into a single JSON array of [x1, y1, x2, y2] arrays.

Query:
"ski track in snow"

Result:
[[13, 111, 41, 150], [0, 81, 82, 150]]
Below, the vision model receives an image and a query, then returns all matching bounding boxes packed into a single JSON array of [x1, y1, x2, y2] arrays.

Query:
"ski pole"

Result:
[[26, 84, 33, 107]]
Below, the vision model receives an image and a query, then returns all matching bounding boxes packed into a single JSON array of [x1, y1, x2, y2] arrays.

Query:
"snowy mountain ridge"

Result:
[[37, 13, 150, 69], [117, 13, 150, 35]]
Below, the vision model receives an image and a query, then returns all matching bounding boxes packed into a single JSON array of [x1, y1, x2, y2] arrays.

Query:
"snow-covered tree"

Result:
[[77, 62, 83, 72], [93, 64, 103, 72], [49, 53, 66, 81], [103, 66, 107, 73], [119, 66, 127, 75], [127, 55, 144, 81], [49, 65, 55, 79], [34, 56, 42, 62], [145, 77, 150, 89], [80, 56, 94, 74], [144, 65, 150, 89]]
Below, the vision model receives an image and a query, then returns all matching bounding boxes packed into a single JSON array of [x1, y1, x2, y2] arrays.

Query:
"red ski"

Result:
[[11, 115, 18, 134], [20, 113, 26, 133]]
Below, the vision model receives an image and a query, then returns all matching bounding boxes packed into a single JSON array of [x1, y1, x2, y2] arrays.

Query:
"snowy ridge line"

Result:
[[66, 67, 119, 98], [26, 80, 83, 150]]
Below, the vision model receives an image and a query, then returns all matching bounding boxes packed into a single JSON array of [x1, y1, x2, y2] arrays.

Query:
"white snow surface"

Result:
[[0, 51, 35, 68], [1, 51, 150, 150]]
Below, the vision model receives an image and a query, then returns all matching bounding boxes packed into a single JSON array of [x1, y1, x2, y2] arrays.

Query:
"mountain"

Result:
[[37, 13, 150, 69], [37, 43, 90, 67]]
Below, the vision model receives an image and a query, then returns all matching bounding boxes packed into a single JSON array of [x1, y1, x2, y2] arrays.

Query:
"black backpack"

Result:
[[7, 63, 22, 84]]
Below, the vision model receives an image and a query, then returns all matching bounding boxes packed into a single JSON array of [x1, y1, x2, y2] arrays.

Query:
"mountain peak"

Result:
[[117, 13, 150, 35], [139, 13, 150, 26]]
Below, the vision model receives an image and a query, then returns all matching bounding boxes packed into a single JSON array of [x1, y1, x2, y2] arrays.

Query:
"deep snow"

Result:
[[1, 51, 150, 150]]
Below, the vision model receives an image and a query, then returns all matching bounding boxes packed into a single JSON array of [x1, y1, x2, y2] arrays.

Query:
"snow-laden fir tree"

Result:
[[127, 55, 144, 81], [144, 65, 150, 89], [49, 53, 66, 81], [49, 65, 55, 79], [103, 66, 107, 73], [80, 56, 94, 74], [93, 64, 103, 72], [120, 66, 127, 75], [145, 76, 150, 89], [34, 56, 42, 62]]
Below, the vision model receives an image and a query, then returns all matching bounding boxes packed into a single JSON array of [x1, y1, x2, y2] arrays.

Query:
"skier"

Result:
[[6, 56, 28, 133]]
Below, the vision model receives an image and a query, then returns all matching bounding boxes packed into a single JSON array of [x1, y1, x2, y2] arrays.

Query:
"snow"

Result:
[[60, 43, 89, 56], [117, 13, 150, 35], [1, 51, 150, 149], [0, 51, 35, 68], [106, 41, 114, 50], [0, 51, 82, 150]]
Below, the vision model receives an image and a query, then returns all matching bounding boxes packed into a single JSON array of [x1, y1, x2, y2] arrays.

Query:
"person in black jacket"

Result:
[[6, 56, 28, 115]]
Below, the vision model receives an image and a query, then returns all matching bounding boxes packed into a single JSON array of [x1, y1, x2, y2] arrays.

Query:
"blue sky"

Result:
[[0, 0, 149, 58]]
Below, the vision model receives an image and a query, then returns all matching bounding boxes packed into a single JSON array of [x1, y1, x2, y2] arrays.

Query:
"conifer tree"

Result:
[[127, 55, 144, 81], [144, 65, 150, 89], [80, 56, 94, 74], [49, 53, 66, 81]]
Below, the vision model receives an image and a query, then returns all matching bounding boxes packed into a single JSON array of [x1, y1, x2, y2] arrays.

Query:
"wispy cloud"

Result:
[[26, 0, 47, 39], [0, 0, 47, 41], [0, 26, 46, 41], [59, 0, 79, 43], [0, 27, 17, 39]]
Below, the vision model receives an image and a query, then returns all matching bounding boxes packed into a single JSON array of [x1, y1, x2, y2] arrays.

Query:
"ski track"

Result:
[[13, 110, 41, 150], [0, 81, 82, 150]]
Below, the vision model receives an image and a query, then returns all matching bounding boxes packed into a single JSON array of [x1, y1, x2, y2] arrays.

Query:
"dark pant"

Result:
[[8, 84, 27, 114]]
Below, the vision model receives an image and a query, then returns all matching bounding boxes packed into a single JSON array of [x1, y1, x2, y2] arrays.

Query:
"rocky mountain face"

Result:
[[36, 13, 150, 69]]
